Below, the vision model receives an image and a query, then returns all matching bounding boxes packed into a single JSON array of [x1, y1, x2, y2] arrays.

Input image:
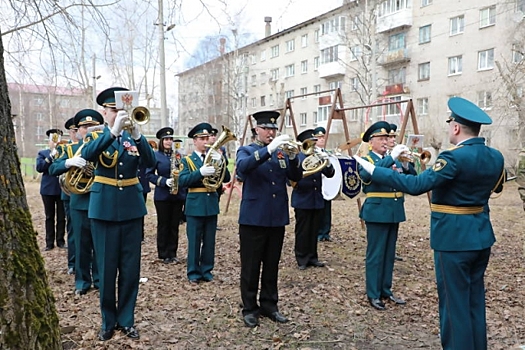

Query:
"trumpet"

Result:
[[122, 106, 150, 131], [398, 149, 432, 164]]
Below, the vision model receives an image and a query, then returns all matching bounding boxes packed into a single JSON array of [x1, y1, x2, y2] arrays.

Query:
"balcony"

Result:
[[383, 83, 410, 96], [378, 48, 411, 66], [376, 8, 413, 34], [318, 62, 346, 79]]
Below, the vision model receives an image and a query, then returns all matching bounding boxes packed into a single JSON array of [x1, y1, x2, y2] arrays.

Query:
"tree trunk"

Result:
[[0, 29, 62, 349]]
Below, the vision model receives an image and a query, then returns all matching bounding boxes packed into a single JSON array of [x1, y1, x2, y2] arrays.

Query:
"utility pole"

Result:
[[92, 55, 97, 109], [158, 0, 168, 127]]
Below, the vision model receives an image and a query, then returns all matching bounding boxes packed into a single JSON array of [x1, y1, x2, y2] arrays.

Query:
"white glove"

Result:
[[267, 134, 291, 154], [390, 144, 410, 161], [110, 111, 129, 137], [50, 148, 58, 157], [199, 165, 215, 177], [130, 124, 141, 140], [318, 150, 330, 160], [65, 156, 87, 169], [354, 155, 375, 175], [209, 149, 222, 161], [166, 178, 174, 187]]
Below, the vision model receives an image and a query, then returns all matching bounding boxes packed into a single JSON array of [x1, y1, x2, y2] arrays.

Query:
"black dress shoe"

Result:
[[74, 289, 88, 295], [385, 295, 406, 305], [58, 244, 67, 249], [243, 314, 259, 328], [44, 246, 54, 251], [162, 258, 173, 264], [262, 311, 289, 323], [67, 267, 75, 275], [298, 265, 307, 270], [119, 326, 140, 339], [189, 279, 200, 284], [368, 298, 386, 310], [308, 261, 325, 267], [394, 255, 403, 261], [98, 328, 114, 341]]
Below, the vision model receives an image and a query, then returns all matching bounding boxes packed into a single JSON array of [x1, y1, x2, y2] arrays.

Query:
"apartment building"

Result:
[[177, 0, 525, 164]]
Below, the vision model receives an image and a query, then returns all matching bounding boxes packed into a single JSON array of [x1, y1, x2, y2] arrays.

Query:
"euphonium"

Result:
[[202, 125, 237, 191], [301, 139, 329, 177], [170, 151, 180, 195], [62, 143, 96, 195]]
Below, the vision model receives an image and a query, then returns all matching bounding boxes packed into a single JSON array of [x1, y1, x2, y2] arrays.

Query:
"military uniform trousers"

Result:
[[155, 200, 184, 260], [186, 215, 217, 281], [294, 208, 322, 266], [42, 194, 66, 248], [240, 225, 285, 316], [365, 222, 398, 299], [91, 218, 142, 331], [71, 208, 98, 291], [63, 198, 75, 270], [317, 199, 332, 241], [435, 248, 491, 350]]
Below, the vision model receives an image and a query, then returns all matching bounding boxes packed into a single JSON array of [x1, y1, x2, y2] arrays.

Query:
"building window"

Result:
[[270, 68, 279, 81], [317, 105, 330, 123], [286, 39, 295, 53], [480, 6, 496, 28], [271, 45, 279, 58], [251, 54, 257, 64], [329, 81, 343, 90], [301, 34, 308, 47], [448, 55, 463, 75], [513, 44, 524, 63], [450, 15, 465, 35], [388, 67, 406, 84], [300, 87, 308, 99], [417, 97, 429, 115], [519, 0, 525, 12], [379, 0, 410, 17], [477, 91, 492, 109], [418, 62, 430, 81], [349, 109, 359, 122], [59, 99, 70, 107], [260, 72, 267, 85], [35, 112, 43, 121], [389, 32, 406, 51], [314, 29, 320, 43], [251, 98, 256, 107], [351, 15, 359, 31], [301, 60, 308, 73], [350, 45, 362, 61], [269, 94, 274, 106], [285, 90, 294, 99], [36, 126, 43, 137], [421, 0, 432, 6], [260, 96, 266, 107], [300, 113, 307, 126], [314, 56, 320, 70], [350, 77, 359, 91], [321, 16, 346, 35], [314, 84, 321, 96], [313, 111, 318, 125], [251, 75, 257, 86], [321, 45, 339, 64], [285, 64, 295, 77], [285, 115, 292, 127], [419, 25, 431, 44], [34, 97, 44, 106], [478, 49, 494, 70], [261, 50, 266, 61]]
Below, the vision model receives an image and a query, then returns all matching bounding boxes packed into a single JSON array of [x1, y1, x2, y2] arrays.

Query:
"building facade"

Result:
[[177, 0, 525, 165]]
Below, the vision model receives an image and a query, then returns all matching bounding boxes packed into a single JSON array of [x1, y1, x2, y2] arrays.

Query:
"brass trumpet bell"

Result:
[[131, 106, 150, 125], [399, 150, 432, 165]]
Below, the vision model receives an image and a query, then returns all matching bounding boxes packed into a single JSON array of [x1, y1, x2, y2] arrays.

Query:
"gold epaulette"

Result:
[[184, 156, 198, 172]]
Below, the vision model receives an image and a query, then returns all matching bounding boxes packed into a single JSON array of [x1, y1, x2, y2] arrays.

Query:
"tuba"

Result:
[[301, 139, 329, 177], [202, 126, 237, 191]]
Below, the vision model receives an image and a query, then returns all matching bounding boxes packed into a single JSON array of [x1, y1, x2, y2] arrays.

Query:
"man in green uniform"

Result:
[[355, 97, 505, 350]]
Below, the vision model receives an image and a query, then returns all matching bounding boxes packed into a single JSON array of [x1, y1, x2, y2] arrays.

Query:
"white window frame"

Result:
[[36, 126, 43, 136], [300, 87, 308, 99], [300, 112, 307, 126], [419, 25, 431, 44], [477, 91, 493, 110], [478, 48, 494, 70], [285, 115, 292, 127], [417, 97, 429, 115], [448, 55, 463, 75], [301, 60, 308, 74], [313, 111, 318, 125], [321, 45, 339, 64], [35, 112, 43, 121], [379, 0, 410, 17], [285, 64, 295, 77], [270, 68, 279, 81], [269, 94, 274, 106], [350, 45, 362, 61], [251, 97, 257, 108], [251, 74, 257, 86], [314, 29, 320, 43], [513, 44, 524, 63], [286, 39, 295, 53], [519, 0, 525, 13], [317, 105, 330, 123], [314, 56, 320, 71], [260, 50, 266, 61], [418, 62, 430, 81], [314, 84, 321, 96], [350, 77, 359, 91], [421, 0, 432, 7], [260, 95, 266, 107], [260, 72, 267, 85], [351, 15, 359, 31], [271, 45, 279, 58], [301, 34, 308, 48], [285, 90, 294, 99], [479, 6, 496, 28], [34, 97, 44, 106], [251, 54, 257, 65], [450, 15, 465, 36]]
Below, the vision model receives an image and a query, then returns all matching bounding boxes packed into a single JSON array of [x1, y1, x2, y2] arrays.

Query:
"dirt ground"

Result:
[[24, 179, 525, 350]]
